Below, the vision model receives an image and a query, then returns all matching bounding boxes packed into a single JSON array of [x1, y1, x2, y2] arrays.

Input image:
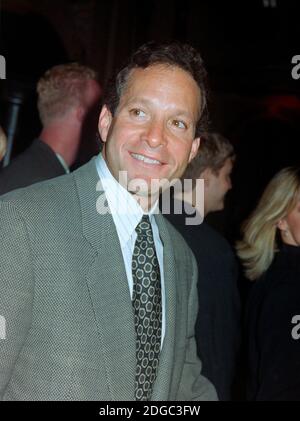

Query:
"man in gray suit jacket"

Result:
[[0, 42, 217, 401]]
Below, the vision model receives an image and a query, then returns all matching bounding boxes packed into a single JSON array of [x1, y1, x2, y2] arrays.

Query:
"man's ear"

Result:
[[188, 137, 200, 163], [76, 105, 85, 123], [98, 105, 113, 143]]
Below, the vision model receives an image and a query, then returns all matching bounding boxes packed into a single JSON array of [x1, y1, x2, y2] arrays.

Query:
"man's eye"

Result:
[[130, 109, 146, 117], [172, 120, 187, 129]]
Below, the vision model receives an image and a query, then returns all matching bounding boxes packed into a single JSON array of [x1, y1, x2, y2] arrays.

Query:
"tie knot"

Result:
[[135, 215, 152, 237]]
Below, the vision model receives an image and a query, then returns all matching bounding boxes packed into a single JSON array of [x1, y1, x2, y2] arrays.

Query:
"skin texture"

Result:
[[98, 64, 201, 210], [202, 158, 233, 215]]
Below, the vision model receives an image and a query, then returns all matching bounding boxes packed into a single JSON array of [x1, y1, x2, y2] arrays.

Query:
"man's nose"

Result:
[[143, 120, 166, 148]]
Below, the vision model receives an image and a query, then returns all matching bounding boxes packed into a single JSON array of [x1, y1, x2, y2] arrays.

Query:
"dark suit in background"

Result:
[[0, 139, 66, 195], [246, 244, 300, 401], [165, 203, 241, 400]]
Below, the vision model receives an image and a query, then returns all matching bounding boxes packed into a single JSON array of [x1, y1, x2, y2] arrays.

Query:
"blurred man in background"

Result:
[[0, 63, 101, 195], [166, 132, 241, 400]]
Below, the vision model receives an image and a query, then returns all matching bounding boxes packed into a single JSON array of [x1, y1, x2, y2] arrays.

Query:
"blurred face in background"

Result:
[[278, 194, 300, 246], [202, 157, 233, 215]]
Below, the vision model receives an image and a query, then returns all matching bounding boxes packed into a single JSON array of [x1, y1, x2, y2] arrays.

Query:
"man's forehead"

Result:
[[119, 64, 202, 116], [123, 64, 198, 91]]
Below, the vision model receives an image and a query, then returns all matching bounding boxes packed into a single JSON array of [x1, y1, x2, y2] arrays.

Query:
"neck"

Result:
[[203, 203, 209, 217], [39, 122, 81, 167], [132, 193, 158, 213]]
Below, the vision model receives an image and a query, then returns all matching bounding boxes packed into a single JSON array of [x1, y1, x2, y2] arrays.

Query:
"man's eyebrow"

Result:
[[126, 97, 194, 119]]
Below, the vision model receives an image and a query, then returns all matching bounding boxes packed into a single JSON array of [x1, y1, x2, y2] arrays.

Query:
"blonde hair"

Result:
[[0, 125, 7, 161], [37, 63, 97, 125], [236, 167, 300, 281]]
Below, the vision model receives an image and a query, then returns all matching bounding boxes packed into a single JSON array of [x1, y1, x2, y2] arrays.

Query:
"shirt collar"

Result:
[[55, 152, 70, 174]]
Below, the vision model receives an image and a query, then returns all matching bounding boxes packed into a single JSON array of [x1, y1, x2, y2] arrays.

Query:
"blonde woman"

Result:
[[0, 125, 7, 162], [237, 167, 300, 401]]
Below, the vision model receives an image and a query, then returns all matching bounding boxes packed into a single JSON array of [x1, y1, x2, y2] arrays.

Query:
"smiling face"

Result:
[[98, 64, 201, 205]]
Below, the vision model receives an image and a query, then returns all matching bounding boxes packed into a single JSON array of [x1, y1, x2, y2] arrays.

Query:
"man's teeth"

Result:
[[132, 153, 161, 165]]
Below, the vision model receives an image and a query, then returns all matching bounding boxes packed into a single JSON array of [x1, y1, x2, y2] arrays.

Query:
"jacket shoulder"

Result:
[[0, 171, 76, 219]]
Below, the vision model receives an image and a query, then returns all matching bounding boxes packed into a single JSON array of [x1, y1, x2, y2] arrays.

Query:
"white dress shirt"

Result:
[[95, 154, 166, 346], [55, 153, 70, 174]]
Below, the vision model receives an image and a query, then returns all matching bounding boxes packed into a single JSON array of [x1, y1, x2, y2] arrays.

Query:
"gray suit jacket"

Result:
[[0, 157, 217, 401]]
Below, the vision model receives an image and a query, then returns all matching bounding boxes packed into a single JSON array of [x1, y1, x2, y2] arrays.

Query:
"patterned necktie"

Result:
[[132, 215, 162, 401]]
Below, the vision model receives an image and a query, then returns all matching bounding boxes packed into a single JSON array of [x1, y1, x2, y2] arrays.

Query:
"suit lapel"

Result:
[[151, 213, 178, 401], [73, 158, 136, 400], [73, 159, 179, 400]]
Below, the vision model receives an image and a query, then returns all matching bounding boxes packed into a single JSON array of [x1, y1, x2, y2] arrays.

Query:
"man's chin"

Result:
[[129, 187, 160, 201], [128, 176, 168, 195]]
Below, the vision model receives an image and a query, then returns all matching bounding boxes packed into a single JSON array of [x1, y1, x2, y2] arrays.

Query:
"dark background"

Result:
[[1, 0, 300, 239]]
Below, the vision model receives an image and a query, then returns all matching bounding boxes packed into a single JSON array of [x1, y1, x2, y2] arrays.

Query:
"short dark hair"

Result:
[[183, 132, 235, 180], [103, 41, 209, 136]]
